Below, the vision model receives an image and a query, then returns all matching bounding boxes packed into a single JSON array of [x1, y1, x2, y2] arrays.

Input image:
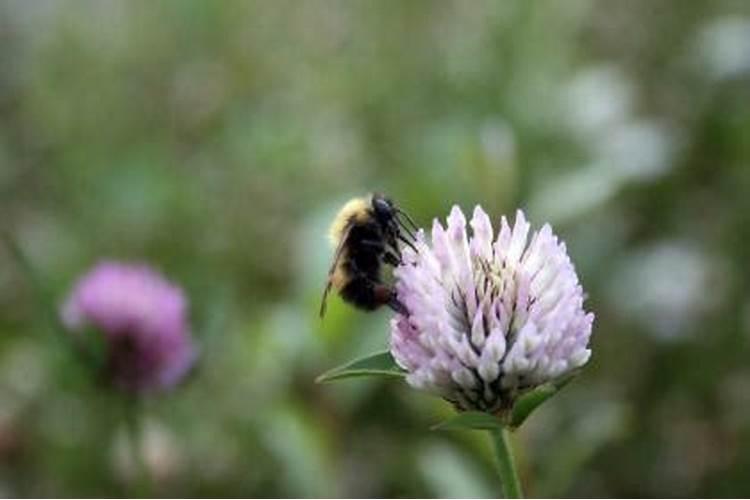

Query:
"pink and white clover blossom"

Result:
[[390, 207, 593, 414]]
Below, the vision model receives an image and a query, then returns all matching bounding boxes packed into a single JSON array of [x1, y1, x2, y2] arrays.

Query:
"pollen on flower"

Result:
[[390, 206, 593, 415], [60, 261, 198, 394]]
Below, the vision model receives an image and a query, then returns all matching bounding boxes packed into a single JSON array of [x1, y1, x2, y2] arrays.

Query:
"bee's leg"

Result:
[[385, 232, 403, 260], [387, 293, 408, 315], [373, 283, 408, 315], [383, 251, 400, 266], [397, 233, 419, 254], [360, 240, 401, 265], [372, 282, 391, 306]]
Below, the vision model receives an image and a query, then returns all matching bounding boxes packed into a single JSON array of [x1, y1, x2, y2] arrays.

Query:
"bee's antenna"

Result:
[[395, 218, 417, 242], [395, 208, 420, 233]]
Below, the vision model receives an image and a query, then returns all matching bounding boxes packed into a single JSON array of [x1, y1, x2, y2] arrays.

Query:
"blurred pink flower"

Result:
[[61, 261, 197, 394], [391, 207, 593, 413]]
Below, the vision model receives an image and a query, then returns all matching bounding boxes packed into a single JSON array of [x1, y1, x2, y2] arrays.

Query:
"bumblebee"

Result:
[[319, 193, 419, 318]]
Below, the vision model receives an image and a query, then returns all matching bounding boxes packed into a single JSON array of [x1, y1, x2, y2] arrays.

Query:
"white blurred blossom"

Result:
[[608, 242, 723, 340], [697, 17, 750, 81], [563, 65, 635, 139], [113, 418, 185, 485]]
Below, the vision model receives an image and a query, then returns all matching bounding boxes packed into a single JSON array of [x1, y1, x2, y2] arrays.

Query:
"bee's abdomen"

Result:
[[340, 276, 389, 310]]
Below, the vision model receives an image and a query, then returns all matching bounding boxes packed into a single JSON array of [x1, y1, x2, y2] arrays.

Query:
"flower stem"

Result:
[[490, 427, 523, 498], [124, 399, 151, 498]]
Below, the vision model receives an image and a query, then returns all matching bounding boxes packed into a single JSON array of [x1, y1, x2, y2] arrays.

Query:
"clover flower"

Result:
[[390, 207, 593, 414], [61, 261, 197, 394]]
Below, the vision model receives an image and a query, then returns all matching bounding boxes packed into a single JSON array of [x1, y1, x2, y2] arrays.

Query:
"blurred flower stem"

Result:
[[124, 398, 151, 498], [490, 427, 523, 498]]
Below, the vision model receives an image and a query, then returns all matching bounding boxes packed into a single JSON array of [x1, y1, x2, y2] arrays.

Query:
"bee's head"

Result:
[[371, 193, 396, 225], [371, 193, 420, 253]]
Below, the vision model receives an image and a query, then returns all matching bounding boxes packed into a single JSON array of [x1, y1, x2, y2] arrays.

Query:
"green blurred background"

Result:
[[1, 0, 750, 496]]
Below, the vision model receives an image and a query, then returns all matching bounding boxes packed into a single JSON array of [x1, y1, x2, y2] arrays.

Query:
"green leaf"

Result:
[[431, 411, 503, 432], [2, 233, 99, 366], [315, 350, 405, 383], [510, 372, 578, 428]]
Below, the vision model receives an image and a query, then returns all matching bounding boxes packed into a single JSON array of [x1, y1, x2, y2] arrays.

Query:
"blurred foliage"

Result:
[[1, 0, 750, 496]]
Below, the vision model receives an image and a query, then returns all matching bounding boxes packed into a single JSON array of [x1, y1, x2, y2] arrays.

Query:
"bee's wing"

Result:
[[319, 225, 352, 318]]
